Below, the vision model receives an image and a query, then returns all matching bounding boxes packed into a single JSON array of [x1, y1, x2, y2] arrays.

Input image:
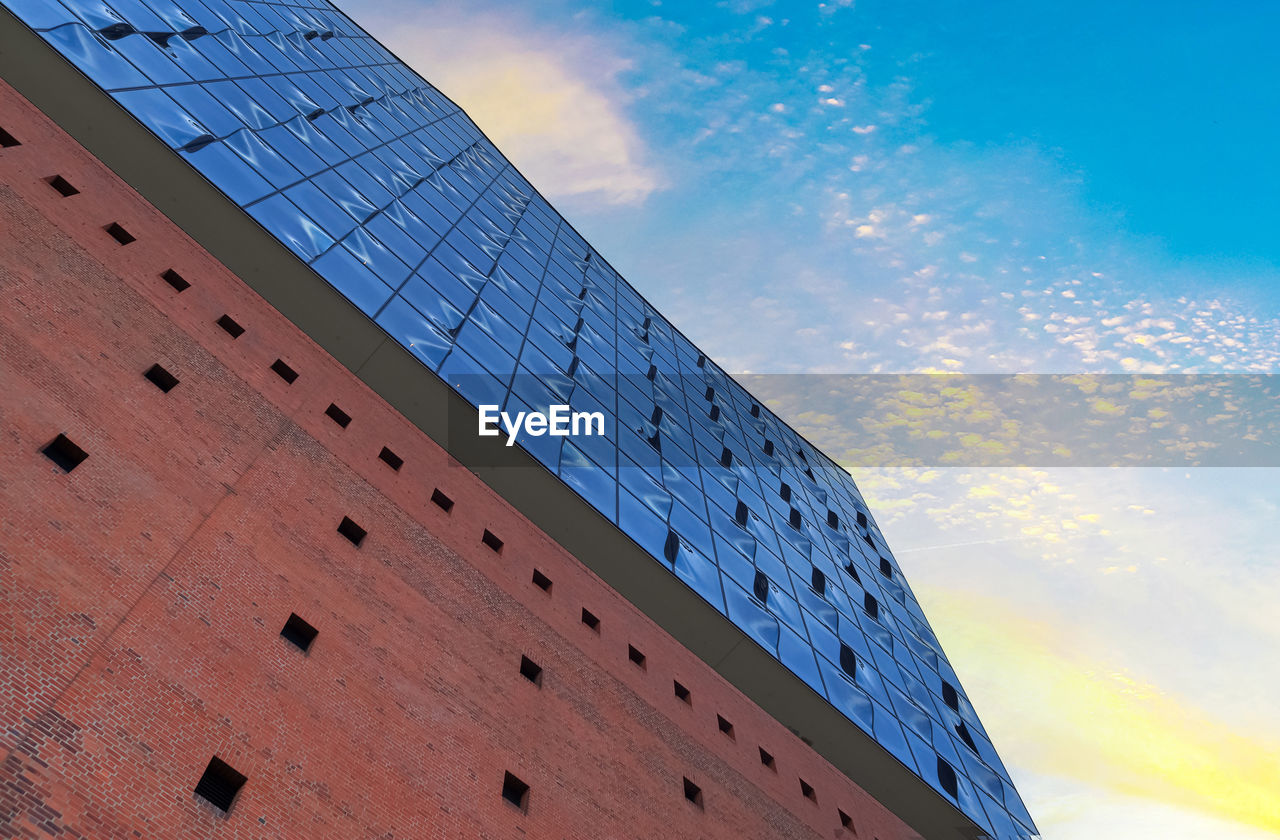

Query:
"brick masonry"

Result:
[[0, 79, 921, 840]]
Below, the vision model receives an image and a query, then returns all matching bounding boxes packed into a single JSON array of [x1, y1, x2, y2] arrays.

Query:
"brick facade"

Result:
[[0, 80, 919, 840]]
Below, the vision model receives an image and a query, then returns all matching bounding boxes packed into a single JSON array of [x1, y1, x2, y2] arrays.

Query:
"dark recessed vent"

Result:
[[827, 510, 839, 529], [430, 488, 454, 512], [482, 529, 503, 553], [531, 569, 552, 592], [696, 353, 706, 368], [708, 404, 720, 422], [800, 778, 817, 802], [193, 756, 247, 813], [763, 439, 774, 457], [683, 777, 703, 809], [337, 516, 366, 546], [162, 269, 190, 292], [811, 567, 826, 595], [856, 510, 868, 528], [942, 681, 960, 711], [628, 645, 646, 669], [144, 363, 179, 393], [673, 680, 691, 704], [879, 557, 893, 578], [324, 403, 352, 428], [839, 809, 854, 830], [378, 446, 403, 471], [839, 644, 857, 679], [42, 434, 88, 473], [270, 359, 298, 384], [519, 655, 542, 685], [0, 126, 19, 147], [280, 613, 318, 652], [46, 175, 79, 197], [581, 608, 600, 631], [734, 500, 750, 527], [955, 721, 978, 753], [863, 592, 879, 620], [217, 315, 245, 338], [717, 715, 734, 739], [501, 771, 529, 812], [779, 482, 791, 502], [937, 758, 958, 798], [789, 508, 803, 530], [752, 570, 769, 603], [759, 747, 776, 770], [719, 447, 733, 467], [750, 403, 760, 417], [104, 222, 135, 245]]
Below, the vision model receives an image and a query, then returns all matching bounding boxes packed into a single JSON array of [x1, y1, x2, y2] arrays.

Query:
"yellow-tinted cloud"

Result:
[[919, 587, 1280, 834]]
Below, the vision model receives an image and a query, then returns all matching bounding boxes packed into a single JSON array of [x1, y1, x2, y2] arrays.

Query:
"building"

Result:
[[0, 1, 1038, 838]]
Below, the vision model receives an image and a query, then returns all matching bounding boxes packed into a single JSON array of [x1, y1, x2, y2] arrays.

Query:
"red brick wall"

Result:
[[0, 80, 920, 840]]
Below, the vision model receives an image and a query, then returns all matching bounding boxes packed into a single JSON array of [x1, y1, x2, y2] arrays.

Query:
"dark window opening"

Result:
[[46, 175, 79, 197], [719, 447, 733, 467], [839, 809, 854, 831], [800, 778, 817, 802], [937, 758, 958, 798], [144, 363, 179, 393], [779, 481, 791, 502], [863, 592, 879, 620], [105, 222, 135, 245], [519, 655, 542, 685], [735, 500, 750, 527], [811, 567, 826, 595], [162, 269, 190, 292], [844, 562, 861, 584], [337, 516, 366, 547], [216, 315, 245, 338], [378, 446, 403, 471], [683, 777, 703, 808], [42, 434, 88, 473], [482, 529, 503, 553], [955, 721, 978, 753], [759, 747, 776, 770], [789, 508, 803, 530], [879, 557, 893, 579], [674, 680, 691, 704], [280, 613, 318, 652], [501, 772, 530, 812], [717, 715, 735, 739], [763, 439, 774, 457], [581, 608, 600, 631], [827, 510, 839, 529], [628, 645, 646, 669], [752, 570, 769, 603], [750, 403, 760, 417], [839, 644, 858, 679], [325, 403, 351, 428], [856, 510, 868, 528], [531, 569, 552, 592], [430, 488, 454, 512], [709, 404, 720, 422], [0, 126, 19, 147], [270, 359, 298, 384], [704, 385, 715, 401], [193, 756, 247, 813], [942, 681, 960, 710]]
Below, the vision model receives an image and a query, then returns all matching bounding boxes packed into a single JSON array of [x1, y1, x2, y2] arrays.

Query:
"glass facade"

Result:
[[0, 1, 1036, 836]]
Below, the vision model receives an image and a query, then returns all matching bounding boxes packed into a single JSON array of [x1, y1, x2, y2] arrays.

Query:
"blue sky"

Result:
[[342, 1, 1280, 836]]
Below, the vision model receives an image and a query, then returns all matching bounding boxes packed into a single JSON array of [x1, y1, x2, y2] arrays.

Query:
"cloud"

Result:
[[352, 4, 663, 207]]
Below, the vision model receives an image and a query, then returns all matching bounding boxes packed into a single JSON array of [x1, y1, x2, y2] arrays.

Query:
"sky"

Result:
[[338, 1, 1280, 837]]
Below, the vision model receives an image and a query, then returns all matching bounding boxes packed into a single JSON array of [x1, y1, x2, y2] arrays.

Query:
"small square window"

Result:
[[337, 516, 366, 547], [105, 222, 135, 245], [161, 269, 190, 292], [378, 446, 403, 471], [482, 529, 504, 553], [501, 771, 529, 812], [144, 363, 179, 393], [628, 645, 646, 669], [430, 488, 453, 512], [531, 569, 552, 592], [673, 680, 691, 704], [800, 778, 817, 803], [325, 403, 351, 428], [280, 613, 318, 652], [42, 434, 88, 473], [581, 608, 600, 631], [838, 809, 854, 831], [270, 359, 298, 384], [46, 175, 79, 197], [683, 777, 703, 809], [759, 747, 775, 770], [519, 655, 542, 685], [193, 756, 247, 813], [717, 715, 734, 739], [217, 315, 245, 338], [0, 126, 19, 147]]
